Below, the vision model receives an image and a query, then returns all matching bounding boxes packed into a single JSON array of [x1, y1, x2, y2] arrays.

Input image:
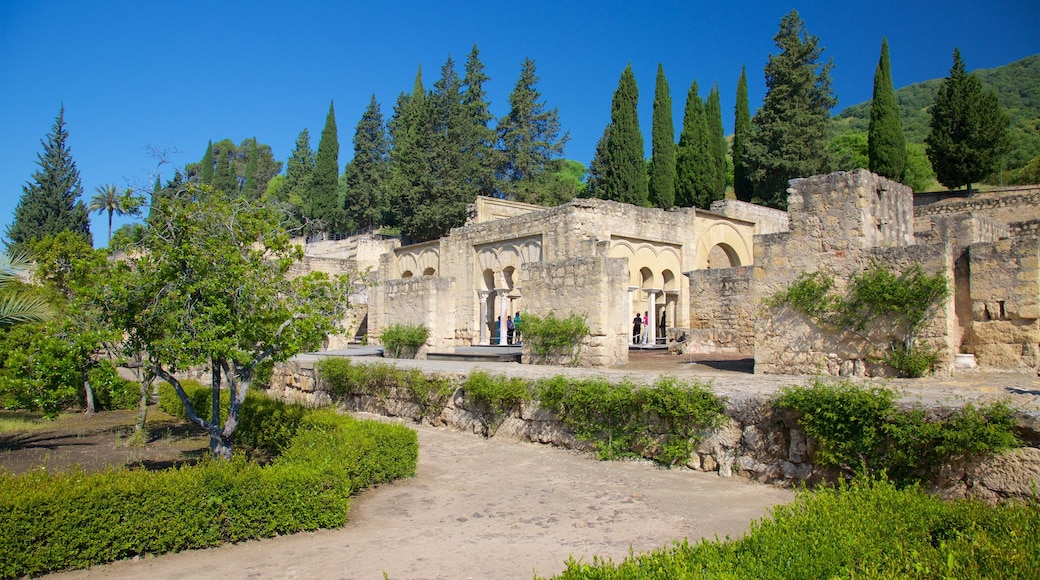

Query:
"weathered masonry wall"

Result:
[[686, 266, 754, 354], [914, 186, 1040, 231], [268, 361, 1040, 503], [967, 236, 1040, 370], [522, 255, 630, 366]]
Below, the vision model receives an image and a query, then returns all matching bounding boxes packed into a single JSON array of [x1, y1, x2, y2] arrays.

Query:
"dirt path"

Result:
[[49, 416, 793, 580]]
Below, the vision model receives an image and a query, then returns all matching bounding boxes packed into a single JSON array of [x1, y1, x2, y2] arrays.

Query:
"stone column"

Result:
[[478, 290, 490, 344], [645, 290, 659, 345], [497, 289, 509, 345], [628, 286, 638, 344]]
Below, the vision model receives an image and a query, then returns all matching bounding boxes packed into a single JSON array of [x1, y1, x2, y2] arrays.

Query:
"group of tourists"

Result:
[[632, 310, 666, 345], [491, 312, 522, 344]]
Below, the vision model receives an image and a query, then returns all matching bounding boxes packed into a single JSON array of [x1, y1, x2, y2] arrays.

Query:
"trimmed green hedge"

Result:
[[0, 389, 417, 578], [545, 478, 1040, 579]]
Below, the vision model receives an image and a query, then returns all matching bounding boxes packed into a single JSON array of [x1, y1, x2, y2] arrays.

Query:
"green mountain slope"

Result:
[[833, 54, 1040, 170]]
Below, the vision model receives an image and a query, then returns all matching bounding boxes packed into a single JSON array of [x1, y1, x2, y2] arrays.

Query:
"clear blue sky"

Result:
[[2, 0, 1037, 245]]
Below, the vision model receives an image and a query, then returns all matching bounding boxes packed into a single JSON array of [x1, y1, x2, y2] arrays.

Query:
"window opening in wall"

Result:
[[998, 300, 1006, 319]]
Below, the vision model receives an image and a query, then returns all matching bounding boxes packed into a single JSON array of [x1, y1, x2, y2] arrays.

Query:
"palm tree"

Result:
[[0, 251, 52, 329], [89, 184, 128, 245]]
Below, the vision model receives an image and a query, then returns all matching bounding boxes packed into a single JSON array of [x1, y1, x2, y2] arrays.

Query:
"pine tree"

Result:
[[744, 10, 836, 209], [7, 106, 92, 250], [278, 129, 314, 230], [496, 58, 570, 205], [344, 95, 390, 230], [461, 44, 498, 198], [310, 101, 341, 233], [732, 66, 752, 201], [648, 63, 676, 209], [674, 81, 714, 208], [925, 48, 1010, 193], [707, 84, 727, 200], [868, 38, 907, 182], [243, 138, 260, 199], [199, 140, 214, 185], [587, 64, 648, 206], [388, 66, 434, 238]]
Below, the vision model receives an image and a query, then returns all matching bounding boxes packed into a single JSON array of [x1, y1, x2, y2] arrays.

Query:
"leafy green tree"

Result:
[[272, 129, 315, 232], [29, 232, 128, 414], [198, 140, 214, 185], [344, 95, 390, 230], [744, 10, 836, 208], [828, 130, 869, 171], [587, 64, 648, 206], [119, 188, 345, 458], [733, 66, 753, 201], [926, 48, 1010, 193], [7, 106, 92, 251], [309, 102, 342, 233], [674, 81, 714, 208], [904, 143, 937, 192], [648, 63, 676, 209], [496, 57, 570, 205], [707, 84, 727, 200], [868, 38, 907, 181], [88, 184, 144, 245]]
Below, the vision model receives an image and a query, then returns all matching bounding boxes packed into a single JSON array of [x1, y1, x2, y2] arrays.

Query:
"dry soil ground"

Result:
[[38, 415, 792, 580]]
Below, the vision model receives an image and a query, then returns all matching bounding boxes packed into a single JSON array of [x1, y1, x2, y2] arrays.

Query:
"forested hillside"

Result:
[[833, 54, 1040, 171]]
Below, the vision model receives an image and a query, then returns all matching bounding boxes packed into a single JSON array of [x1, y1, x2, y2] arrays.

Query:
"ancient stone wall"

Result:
[[375, 275, 456, 356], [522, 256, 630, 366], [914, 186, 1040, 229], [915, 212, 1010, 246], [709, 199, 790, 235], [787, 170, 914, 252], [267, 361, 1040, 502], [753, 228, 955, 376], [686, 266, 754, 353], [966, 236, 1040, 370]]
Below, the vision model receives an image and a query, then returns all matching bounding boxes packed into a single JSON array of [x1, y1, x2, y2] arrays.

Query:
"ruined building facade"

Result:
[[310, 170, 1039, 375]]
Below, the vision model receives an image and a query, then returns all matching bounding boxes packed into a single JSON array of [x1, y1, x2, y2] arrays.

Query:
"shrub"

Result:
[[767, 263, 949, 377], [461, 371, 533, 436], [380, 323, 429, 358], [545, 478, 1040, 579], [0, 400, 418, 578], [774, 379, 1020, 485], [316, 358, 456, 422], [522, 312, 589, 365], [538, 375, 725, 464]]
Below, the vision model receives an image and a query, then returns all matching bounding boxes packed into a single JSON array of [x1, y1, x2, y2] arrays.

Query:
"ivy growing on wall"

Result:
[[766, 263, 949, 377]]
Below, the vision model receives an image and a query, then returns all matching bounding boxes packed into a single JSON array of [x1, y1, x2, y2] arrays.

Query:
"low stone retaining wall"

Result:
[[268, 360, 1040, 502]]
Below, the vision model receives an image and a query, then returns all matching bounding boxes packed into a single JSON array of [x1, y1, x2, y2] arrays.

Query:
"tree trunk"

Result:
[[83, 370, 95, 416], [211, 431, 233, 459], [134, 374, 153, 434]]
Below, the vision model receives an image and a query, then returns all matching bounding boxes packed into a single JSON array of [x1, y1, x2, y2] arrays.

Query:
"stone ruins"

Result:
[[299, 170, 1040, 376]]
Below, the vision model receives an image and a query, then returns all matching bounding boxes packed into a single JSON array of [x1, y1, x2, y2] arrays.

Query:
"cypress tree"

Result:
[[7, 105, 91, 250], [732, 66, 752, 201], [587, 64, 648, 206], [744, 10, 836, 209], [243, 138, 260, 199], [925, 48, 1010, 193], [199, 140, 215, 185], [707, 84, 727, 201], [279, 129, 314, 230], [868, 38, 907, 182], [213, 143, 237, 195], [648, 63, 676, 209], [496, 58, 570, 205], [310, 101, 341, 233], [344, 95, 390, 230], [674, 81, 714, 208]]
